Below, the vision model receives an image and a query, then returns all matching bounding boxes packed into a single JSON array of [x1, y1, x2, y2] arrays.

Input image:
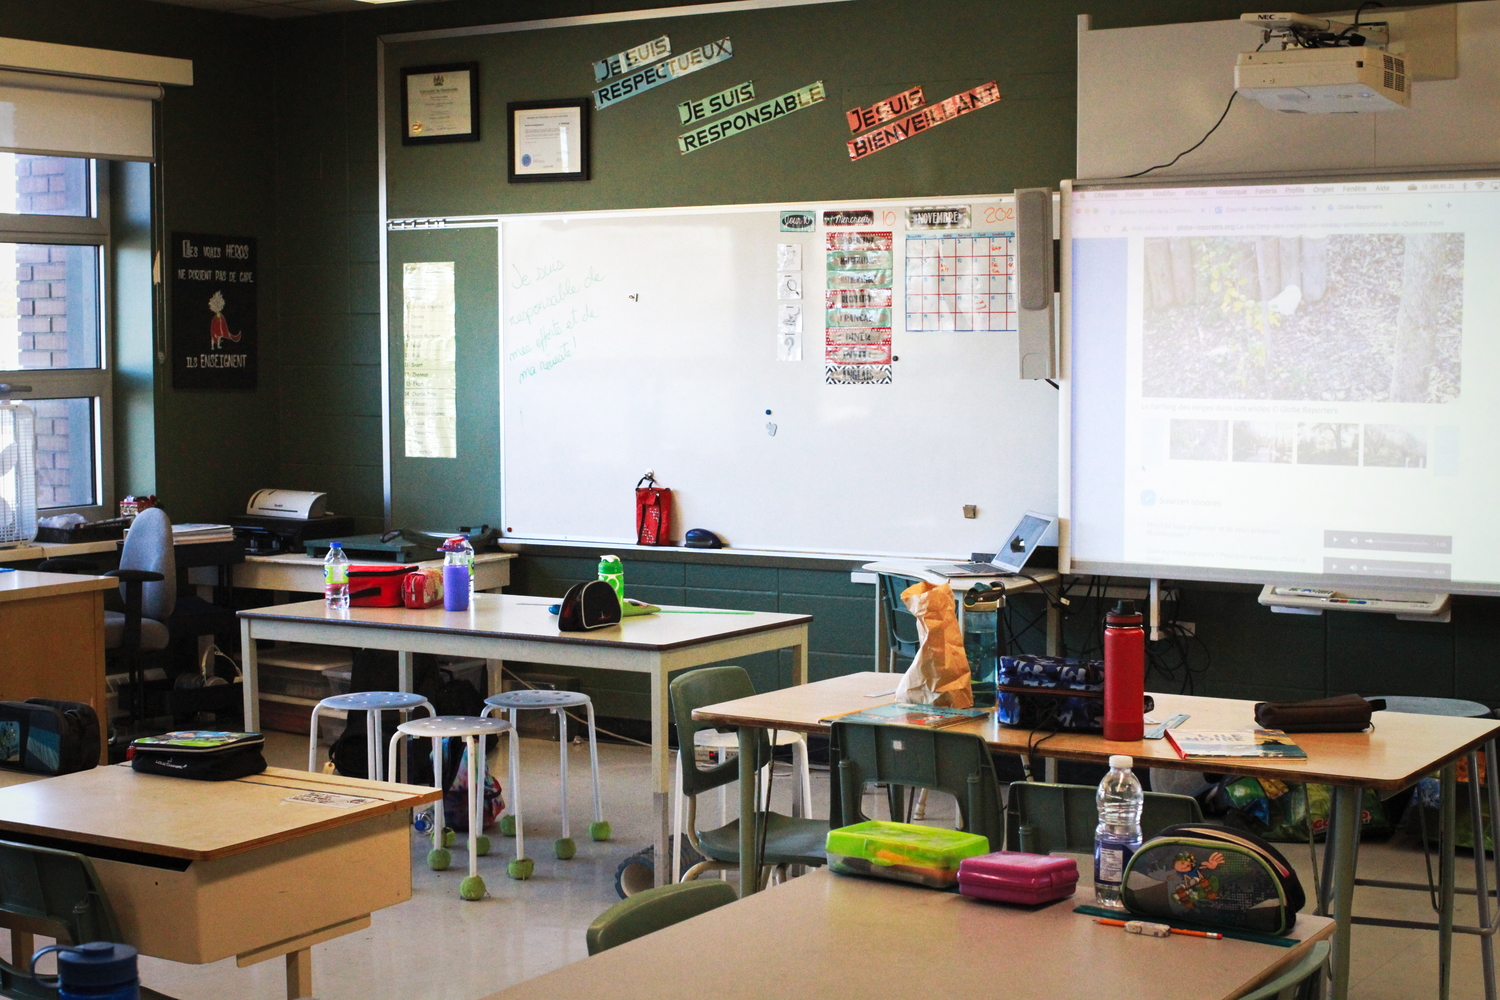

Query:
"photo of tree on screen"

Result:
[[1140, 233, 1463, 403]]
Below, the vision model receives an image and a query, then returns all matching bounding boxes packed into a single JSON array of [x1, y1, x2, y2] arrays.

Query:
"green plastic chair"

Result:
[[585, 879, 738, 955], [878, 573, 922, 671], [1241, 940, 1329, 1000], [1005, 781, 1205, 854], [0, 839, 180, 1000], [832, 722, 1007, 850], [669, 666, 828, 883]]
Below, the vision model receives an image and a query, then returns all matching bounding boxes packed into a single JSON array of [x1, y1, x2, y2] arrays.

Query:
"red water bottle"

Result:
[[1103, 600, 1145, 742]]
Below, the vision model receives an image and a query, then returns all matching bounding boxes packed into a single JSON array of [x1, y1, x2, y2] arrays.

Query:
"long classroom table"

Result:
[[485, 867, 1335, 1000], [693, 671, 1500, 1000], [240, 594, 811, 885]]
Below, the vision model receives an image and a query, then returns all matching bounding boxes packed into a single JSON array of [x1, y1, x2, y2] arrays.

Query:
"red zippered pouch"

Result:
[[349, 565, 414, 607]]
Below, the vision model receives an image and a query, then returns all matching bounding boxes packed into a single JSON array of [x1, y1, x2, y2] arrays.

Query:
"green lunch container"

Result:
[[826, 820, 990, 889]]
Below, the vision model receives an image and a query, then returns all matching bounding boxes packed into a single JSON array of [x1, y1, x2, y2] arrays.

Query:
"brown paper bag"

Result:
[[894, 581, 973, 708]]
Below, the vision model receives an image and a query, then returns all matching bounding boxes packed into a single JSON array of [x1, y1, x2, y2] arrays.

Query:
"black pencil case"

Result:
[[130, 731, 267, 781]]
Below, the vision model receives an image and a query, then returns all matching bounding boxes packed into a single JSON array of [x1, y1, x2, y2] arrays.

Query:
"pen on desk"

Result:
[[1094, 917, 1221, 940]]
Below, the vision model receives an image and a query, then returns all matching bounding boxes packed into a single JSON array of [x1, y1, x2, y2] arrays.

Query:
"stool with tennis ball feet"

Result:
[[389, 715, 512, 899], [483, 690, 610, 874]]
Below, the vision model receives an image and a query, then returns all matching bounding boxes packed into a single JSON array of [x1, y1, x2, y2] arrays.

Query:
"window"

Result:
[[0, 155, 110, 517]]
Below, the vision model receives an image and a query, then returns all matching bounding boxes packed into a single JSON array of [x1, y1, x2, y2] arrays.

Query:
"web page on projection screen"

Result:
[[1067, 176, 1500, 591]]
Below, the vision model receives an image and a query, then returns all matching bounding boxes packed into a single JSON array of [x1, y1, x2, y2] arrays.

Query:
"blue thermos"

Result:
[[33, 942, 140, 1000]]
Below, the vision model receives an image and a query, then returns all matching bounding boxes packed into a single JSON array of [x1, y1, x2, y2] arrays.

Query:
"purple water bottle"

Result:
[[33, 942, 140, 1000], [442, 537, 470, 611]]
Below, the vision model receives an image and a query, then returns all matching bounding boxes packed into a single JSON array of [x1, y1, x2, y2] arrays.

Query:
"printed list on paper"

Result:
[[402, 261, 457, 458]]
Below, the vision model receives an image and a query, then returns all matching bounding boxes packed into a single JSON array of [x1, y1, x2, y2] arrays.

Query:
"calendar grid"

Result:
[[904, 231, 1017, 332]]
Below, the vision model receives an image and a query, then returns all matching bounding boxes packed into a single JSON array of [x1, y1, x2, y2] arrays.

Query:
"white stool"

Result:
[[482, 690, 610, 868], [387, 715, 513, 898], [309, 691, 436, 781], [671, 729, 813, 883]]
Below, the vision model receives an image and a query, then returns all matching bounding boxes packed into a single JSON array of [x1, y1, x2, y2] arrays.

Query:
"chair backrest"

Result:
[[0, 840, 123, 996], [833, 722, 1006, 849], [879, 573, 922, 661], [1240, 940, 1329, 1000], [586, 879, 738, 955], [119, 507, 175, 621], [1004, 781, 1205, 854], [669, 666, 768, 800]]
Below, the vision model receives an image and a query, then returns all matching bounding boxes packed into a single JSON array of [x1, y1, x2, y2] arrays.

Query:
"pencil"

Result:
[[1093, 917, 1223, 940]]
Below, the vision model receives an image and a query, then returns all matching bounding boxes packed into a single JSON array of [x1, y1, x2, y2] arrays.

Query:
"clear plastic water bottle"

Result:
[[323, 542, 349, 610], [1094, 753, 1144, 909]]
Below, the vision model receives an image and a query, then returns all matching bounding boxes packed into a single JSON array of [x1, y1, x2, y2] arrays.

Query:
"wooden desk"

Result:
[[0, 570, 116, 762], [0, 764, 439, 999], [240, 594, 811, 886], [694, 671, 1500, 1000], [486, 867, 1335, 1000], [201, 550, 515, 596]]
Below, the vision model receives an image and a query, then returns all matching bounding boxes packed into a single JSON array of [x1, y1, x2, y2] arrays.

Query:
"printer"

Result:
[[230, 490, 355, 555]]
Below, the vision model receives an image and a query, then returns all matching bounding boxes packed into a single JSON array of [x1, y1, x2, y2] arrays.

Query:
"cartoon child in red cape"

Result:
[[208, 291, 241, 350]]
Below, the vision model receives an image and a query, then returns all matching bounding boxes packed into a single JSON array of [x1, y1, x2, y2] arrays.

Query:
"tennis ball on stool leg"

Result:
[[474, 834, 491, 856], [499, 815, 517, 836], [427, 847, 451, 871], [555, 837, 577, 860], [589, 820, 612, 842], [459, 875, 486, 901], [508, 857, 535, 880], [442, 828, 456, 848]]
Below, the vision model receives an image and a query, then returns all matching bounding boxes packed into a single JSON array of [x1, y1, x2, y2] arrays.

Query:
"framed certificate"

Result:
[[402, 63, 479, 145], [507, 99, 590, 183]]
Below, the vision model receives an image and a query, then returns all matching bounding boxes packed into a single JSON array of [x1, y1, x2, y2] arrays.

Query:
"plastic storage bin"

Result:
[[957, 851, 1079, 905], [826, 821, 990, 889]]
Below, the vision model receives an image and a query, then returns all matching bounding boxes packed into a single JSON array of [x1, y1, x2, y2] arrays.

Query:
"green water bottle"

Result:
[[598, 555, 625, 609]]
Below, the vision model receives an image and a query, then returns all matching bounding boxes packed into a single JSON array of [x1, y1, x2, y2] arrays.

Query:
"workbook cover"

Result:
[[1165, 729, 1307, 761], [823, 702, 990, 729]]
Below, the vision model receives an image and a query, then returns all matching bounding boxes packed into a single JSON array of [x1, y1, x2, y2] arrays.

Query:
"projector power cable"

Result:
[[1121, 90, 1239, 179]]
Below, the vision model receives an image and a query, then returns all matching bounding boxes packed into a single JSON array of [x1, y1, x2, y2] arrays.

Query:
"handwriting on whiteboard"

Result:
[[507, 260, 606, 384]]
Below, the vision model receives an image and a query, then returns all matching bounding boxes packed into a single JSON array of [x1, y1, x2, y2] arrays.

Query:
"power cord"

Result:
[[1122, 92, 1239, 179]]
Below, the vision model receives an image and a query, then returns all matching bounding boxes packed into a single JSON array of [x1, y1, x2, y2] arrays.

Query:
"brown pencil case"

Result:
[[1253, 693, 1384, 733]]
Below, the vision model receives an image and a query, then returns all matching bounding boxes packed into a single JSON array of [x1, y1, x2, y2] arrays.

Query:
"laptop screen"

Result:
[[993, 511, 1055, 574]]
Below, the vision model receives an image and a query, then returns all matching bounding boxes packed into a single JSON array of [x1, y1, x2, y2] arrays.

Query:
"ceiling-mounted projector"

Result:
[[1235, 10, 1409, 113], [1235, 46, 1409, 113]]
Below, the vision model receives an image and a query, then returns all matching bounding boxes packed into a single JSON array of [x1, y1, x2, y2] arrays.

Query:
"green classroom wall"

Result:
[[0, 0, 280, 524], [5, 0, 1488, 717]]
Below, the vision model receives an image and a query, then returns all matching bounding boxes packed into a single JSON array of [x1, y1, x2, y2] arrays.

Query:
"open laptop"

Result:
[[928, 511, 1056, 578]]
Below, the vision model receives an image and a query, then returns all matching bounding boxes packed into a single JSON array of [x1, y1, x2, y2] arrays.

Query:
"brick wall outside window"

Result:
[[17, 158, 78, 506]]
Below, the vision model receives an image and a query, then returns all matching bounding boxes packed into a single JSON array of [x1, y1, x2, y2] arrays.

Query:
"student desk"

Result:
[[693, 671, 1500, 1000], [485, 867, 1335, 1000], [193, 550, 515, 597], [0, 569, 117, 762], [239, 595, 812, 885], [0, 764, 440, 1000]]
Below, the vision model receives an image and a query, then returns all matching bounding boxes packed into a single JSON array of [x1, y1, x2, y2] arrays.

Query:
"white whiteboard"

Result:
[[499, 195, 1059, 559]]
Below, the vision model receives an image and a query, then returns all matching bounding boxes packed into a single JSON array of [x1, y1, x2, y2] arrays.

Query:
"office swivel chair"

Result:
[[41, 508, 175, 729]]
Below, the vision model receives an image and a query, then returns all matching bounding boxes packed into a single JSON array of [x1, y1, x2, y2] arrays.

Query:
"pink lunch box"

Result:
[[957, 851, 1079, 906]]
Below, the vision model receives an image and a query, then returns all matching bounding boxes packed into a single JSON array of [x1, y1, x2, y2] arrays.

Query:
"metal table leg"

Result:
[[1328, 784, 1364, 1000], [737, 725, 760, 897], [1468, 747, 1497, 1000], [1441, 761, 1457, 1000]]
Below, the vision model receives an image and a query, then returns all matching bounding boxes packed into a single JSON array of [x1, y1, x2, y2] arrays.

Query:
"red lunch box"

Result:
[[957, 851, 1079, 906], [349, 565, 415, 607]]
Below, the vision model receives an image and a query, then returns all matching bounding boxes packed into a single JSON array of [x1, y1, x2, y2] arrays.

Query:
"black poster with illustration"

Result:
[[171, 232, 257, 389]]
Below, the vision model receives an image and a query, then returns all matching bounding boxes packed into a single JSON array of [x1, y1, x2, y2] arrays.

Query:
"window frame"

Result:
[[0, 160, 113, 520]]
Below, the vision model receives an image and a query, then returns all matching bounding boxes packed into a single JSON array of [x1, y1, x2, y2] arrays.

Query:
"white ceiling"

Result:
[[138, 0, 454, 18]]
